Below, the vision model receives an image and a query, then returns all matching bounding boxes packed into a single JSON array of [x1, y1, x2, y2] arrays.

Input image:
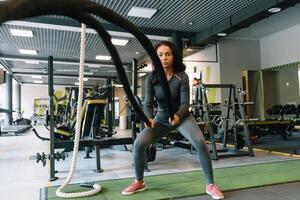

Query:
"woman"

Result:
[[122, 41, 224, 200]]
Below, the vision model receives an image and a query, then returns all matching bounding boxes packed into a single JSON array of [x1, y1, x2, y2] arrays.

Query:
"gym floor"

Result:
[[0, 126, 299, 200]]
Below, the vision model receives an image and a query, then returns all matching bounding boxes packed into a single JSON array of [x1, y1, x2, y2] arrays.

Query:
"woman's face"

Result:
[[157, 45, 174, 70]]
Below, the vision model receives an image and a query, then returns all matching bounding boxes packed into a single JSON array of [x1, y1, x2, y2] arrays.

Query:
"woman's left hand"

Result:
[[169, 114, 180, 126]]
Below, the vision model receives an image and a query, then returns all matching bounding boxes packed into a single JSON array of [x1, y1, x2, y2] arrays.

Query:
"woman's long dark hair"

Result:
[[152, 41, 186, 84]]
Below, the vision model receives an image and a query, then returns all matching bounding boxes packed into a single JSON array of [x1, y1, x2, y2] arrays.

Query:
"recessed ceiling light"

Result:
[[86, 64, 101, 68], [114, 84, 123, 88], [78, 78, 88, 81], [268, 7, 281, 13], [138, 73, 147, 77], [25, 60, 39, 64], [127, 6, 157, 18], [135, 52, 140, 55], [111, 38, 129, 46], [95, 55, 111, 60], [10, 29, 33, 37], [89, 69, 98, 72], [185, 48, 193, 52], [217, 32, 227, 37], [56, 69, 78, 72], [188, 22, 193, 25], [31, 75, 42, 79], [33, 80, 43, 84], [84, 71, 95, 75], [19, 49, 37, 55]]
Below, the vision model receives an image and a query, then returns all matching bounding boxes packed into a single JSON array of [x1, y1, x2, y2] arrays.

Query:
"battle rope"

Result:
[[0, 0, 177, 198], [0, 0, 174, 122]]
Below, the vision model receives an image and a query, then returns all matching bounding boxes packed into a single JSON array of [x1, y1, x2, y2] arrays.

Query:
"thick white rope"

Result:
[[56, 23, 102, 198]]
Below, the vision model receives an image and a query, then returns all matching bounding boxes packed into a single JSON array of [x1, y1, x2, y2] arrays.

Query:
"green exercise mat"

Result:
[[45, 159, 300, 200]]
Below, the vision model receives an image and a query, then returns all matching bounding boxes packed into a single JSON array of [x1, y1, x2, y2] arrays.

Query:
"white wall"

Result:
[[260, 23, 300, 68], [0, 84, 3, 123], [183, 44, 217, 62], [21, 84, 65, 119], [184, 61, 221, 102], [299, 67, 300, 97], [184, 44, 221, 103]]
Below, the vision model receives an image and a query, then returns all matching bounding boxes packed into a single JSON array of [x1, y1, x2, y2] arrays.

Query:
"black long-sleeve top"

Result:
[[143, 71, 190, 121]]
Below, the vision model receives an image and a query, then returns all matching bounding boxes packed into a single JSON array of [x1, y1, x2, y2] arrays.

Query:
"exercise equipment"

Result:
[[248, 120, 291, 141], [0, 108, 31, 136], [29, 151, 68, 167], [254, 103, 300, 141], [0, 0, 174, 198], [193, 84, 255, 160]]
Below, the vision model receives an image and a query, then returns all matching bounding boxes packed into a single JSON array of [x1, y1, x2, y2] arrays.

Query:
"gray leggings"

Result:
[[134, 114, 214, 184]]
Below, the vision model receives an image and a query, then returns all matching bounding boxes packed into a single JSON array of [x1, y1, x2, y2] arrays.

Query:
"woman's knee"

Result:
[[134, 136, 148, 151], [193, 140, 207, 152]]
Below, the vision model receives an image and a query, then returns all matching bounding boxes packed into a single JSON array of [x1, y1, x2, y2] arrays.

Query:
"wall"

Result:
[[276, 67, 300, 104], [260, 23, 300, 68], [218, 38, 261, 101], [262, 71, 279, 110], [184, 44, 221, 103], [259, 21, 300, 104], [21, 84, 65, 119], [0, 84, 3, 123], [299, 67, 300, 97], [184, 61, 221, 103], [219, 38, 261, 86], [114, 87, 126, 117]]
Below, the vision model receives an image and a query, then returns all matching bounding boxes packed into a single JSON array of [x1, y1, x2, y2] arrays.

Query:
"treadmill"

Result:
[[0, 108, 31, 136]]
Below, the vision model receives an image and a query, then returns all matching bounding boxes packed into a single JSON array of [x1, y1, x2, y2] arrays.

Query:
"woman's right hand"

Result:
[[145, 118, 155, 128]]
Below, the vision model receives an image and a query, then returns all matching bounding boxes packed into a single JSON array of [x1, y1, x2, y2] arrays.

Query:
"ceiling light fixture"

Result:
[[33, 80, 43, 84], [56, 69, 78, 72], [127, 6, 157, 18], [185, 48, 193, 52], [138, 73, 147, 77], [114, 84, 123, 88], [25, 60, 39, 64], [86, 64, 101, 68], [217, 32, 227, 37], [268, 7, 281, 13], [10, 29, 33, 37], [19, 49, 37, 55], [78, 78, 88, 81], [84, 72, 94, 75], [111, 38, 129, 46], [31, 75, 42, 79], [95, 55, 111, 60]]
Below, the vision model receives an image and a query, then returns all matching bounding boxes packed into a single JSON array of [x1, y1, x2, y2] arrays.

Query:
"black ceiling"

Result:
[[0, 0, 299, 86]]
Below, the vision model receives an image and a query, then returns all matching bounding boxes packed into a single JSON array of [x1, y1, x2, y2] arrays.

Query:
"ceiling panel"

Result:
[[0, 23, 162, 62], [1, 0, 286, 85], [92, 0, 259, 32]]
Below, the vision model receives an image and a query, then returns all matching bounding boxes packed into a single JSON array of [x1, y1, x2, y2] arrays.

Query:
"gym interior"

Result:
[[0, 0, 300, 199]]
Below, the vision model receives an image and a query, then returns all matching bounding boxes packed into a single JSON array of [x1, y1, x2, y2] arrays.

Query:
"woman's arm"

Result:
[[175, 72, 190, 120], [143, 74, 155, 119]]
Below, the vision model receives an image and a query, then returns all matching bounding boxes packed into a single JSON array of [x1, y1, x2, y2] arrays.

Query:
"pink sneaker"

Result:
[[121, 180, 146, 195], [206, 183, 224, 199]]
